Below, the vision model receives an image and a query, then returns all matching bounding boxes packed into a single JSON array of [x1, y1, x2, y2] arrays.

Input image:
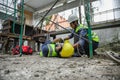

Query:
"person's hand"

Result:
[[59, 38, 64, 43], [64, 36, 70, 41]]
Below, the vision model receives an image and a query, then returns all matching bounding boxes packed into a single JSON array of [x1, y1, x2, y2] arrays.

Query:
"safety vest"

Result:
[[40, 44, 57, 57], [75, 24, 99, 42], [75, 24, 88, 33], [90, 32, 99, 42], [47, 44, 57, 57]]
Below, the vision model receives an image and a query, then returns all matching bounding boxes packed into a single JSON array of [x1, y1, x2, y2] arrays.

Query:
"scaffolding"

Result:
[[0, 0, 94, 58], [84, 0, 93, 58], [0, 0, 24, 56]]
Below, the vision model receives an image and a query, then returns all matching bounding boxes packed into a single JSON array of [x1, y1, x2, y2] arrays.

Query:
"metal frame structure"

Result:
[[1, 0, 119, 58], [29, 0, 94, 58], [34, 0, 93, 58], [0, 0, 24, 56], [84, 0, 93, 58]]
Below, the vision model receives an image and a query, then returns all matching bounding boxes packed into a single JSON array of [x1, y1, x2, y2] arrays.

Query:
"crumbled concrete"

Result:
[[0, 53, 120, 80], [97, 41, 120, 54]]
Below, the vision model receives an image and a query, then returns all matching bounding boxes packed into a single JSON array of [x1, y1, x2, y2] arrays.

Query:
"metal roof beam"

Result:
[[34, 0, 80, 19], [24, 4, 36, 12]]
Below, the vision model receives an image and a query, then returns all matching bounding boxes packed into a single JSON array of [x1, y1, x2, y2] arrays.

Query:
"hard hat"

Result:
[[60, 40, 74, 58], [68, 14, 78, 23]]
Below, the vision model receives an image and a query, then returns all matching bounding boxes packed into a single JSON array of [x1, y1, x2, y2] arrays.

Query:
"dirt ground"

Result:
[[0, 42, 120, 80]]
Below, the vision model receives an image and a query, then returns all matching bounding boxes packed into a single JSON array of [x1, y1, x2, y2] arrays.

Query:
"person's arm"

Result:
[[73, 42, 79, 48], [52, 32, 74, 43], [73, 29, 87, 48], [64, 30, 74, 40], [52, 38, 63, 43], [64, 36, 70, 40]]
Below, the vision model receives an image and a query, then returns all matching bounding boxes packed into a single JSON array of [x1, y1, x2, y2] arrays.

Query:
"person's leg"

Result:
[[92, 41, 99, 55], [84, 41, 99, 57], [73, 39, 85, 57], [84, 44, 89, 57]]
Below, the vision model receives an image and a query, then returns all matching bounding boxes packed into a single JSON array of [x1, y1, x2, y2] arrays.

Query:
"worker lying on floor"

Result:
[[40, 38, 62, 57], [40, 38, 74, 57], [63, 14, 99, 57]]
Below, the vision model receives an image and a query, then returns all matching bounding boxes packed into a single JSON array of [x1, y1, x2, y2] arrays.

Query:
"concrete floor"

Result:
[[0, 52, 120, 80]]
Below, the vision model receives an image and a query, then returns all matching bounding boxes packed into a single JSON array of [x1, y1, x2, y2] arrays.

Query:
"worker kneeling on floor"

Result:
[[40, 38, 74, 58]]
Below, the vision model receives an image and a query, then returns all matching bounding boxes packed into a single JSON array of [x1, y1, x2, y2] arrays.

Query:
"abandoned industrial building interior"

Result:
[[0, 0, 120, 80]]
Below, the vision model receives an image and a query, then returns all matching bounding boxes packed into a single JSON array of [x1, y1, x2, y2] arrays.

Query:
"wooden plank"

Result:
[[106, 51, 120, 63], [24, 10, 33, 26], [0, 33, 32, 40]]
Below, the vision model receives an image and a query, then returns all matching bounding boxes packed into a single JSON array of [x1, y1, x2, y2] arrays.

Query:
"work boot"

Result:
[[93, 51, 98, 55], [86, 51, 98, 58], [72, 53, 81, 57]]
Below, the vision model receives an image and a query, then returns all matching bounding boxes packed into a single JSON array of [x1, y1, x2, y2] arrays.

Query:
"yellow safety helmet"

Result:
[[60, 40, 74, 58]]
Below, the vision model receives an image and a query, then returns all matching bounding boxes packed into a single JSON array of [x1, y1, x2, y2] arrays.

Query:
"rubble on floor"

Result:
[[0, 42, 120, 80]]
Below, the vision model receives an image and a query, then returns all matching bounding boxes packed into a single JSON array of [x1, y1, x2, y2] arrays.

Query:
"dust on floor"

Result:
[[0, 52, 120, 80]]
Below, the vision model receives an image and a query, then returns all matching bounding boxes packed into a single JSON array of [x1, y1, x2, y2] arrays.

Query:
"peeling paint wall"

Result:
[[93, 27, 120, 46]]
